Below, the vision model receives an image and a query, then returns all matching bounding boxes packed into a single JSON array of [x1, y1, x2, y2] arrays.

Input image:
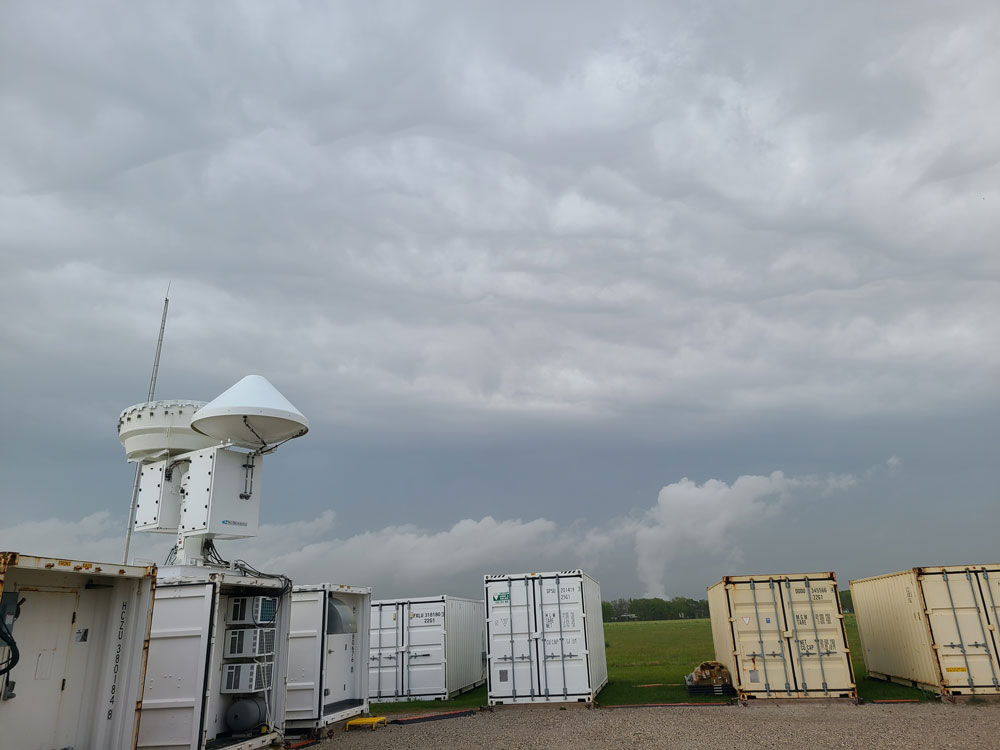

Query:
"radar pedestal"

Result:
[[119, 375, 309, 568]]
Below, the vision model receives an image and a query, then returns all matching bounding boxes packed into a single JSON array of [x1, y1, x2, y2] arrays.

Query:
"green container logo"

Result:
[[493, 592, 510, 603]]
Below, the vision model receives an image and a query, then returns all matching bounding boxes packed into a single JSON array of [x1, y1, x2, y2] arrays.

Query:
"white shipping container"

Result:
[[851, 565, 1000, 696], [708, 572, 856, 700], [485, 570, 608, 705], [0, 552, 156, 750], [285, 584, 371, 732], [137, 568, 292, 750], [369, 596, 485, 701]]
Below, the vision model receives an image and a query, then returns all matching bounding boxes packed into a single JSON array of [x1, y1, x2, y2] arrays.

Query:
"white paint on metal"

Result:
[[137, 572, 292, 750], [485, 570, 607, 705], [286, 584, 371, 730], [118, 400, 216, 462], [177, 447, 262, 540], [369, 596, 485, 702], [0, 552, 156, 750]]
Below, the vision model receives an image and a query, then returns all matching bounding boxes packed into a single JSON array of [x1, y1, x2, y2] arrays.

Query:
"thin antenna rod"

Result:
[[147, 282, 170, 401], [123, 285, 171, 564]]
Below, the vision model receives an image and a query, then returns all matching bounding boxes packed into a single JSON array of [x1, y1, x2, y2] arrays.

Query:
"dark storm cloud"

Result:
[[0, 2, 997, 596]]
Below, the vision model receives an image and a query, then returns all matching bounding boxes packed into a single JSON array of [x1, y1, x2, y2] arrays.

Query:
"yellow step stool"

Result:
[[345, 716, 388, 732]]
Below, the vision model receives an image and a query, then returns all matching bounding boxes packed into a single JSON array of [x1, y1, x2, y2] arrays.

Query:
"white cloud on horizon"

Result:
[[0, 463, 883, 599]]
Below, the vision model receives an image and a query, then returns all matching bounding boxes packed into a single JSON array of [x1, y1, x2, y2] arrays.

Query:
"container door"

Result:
[[779, 577, 855, 696], [369, 602, 403, 699], [1, 590, 77, 750], [403, 599, 447, 698], [536, 575, 591, 699], [137, 582, 214, 750], [323, 593, 364, 716], [978, 569, 1000, 689], [486, 578, 538, 700], [286, 589, 324, 723], [728, 579, 796, 696], [922, 569, 1000, 692]]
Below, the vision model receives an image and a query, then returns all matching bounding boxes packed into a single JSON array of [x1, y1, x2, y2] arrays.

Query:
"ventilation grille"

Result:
[[227, 596, 278, 625], [224, 627, 276, 658], [221, 662, 273, 693]]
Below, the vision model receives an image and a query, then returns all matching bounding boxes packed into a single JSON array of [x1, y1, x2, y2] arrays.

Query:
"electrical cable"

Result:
[[0, 625, 18, 675], [0, 599, 22, 676], [204, 540, 230, 567], [228, 554, 290, 733], [208, 541, 289, 733]]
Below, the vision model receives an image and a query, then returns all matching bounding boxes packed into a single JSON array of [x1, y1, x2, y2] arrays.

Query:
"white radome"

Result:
[[191, 374, 309, 449]]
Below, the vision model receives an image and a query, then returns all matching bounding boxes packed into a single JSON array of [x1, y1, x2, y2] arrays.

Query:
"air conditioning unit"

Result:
[[221, 662, 273, 694], [224, 627, 276, 658], [227, 596, 278, 625]]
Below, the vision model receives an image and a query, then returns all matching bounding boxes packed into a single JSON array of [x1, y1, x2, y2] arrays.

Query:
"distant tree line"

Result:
[[601, 596, 710, 621], [601, 591, 854, 621]]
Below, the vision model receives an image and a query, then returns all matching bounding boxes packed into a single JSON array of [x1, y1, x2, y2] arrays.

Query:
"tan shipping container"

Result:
[[850, 565, 1000, 696], [708, 573, 856, 700]]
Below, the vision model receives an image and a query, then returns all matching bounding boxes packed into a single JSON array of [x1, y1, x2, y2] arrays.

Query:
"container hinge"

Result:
[[71, 611, 76, 624], [61, 679, 66, 691]]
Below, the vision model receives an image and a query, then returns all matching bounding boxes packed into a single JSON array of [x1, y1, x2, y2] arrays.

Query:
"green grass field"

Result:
[[600, 615, 930, 704], [372, 614, 930, 713]]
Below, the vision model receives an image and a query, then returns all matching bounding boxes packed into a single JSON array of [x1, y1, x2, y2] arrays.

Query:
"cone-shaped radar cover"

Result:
[[191, 375, 309, 448]]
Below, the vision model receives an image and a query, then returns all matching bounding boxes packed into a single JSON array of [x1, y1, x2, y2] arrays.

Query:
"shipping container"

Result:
[[369, 596, 485, 701], [708, 573, 856, 700], [485, 570, 608, 705], [286, 583, 371, 732], [137, 567, 292, 750], [0, 551, 156, 750], [851, 565, 1000, 696]]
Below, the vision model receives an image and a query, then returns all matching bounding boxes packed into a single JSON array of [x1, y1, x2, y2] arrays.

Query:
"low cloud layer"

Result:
[[0, 461, 896, 599]]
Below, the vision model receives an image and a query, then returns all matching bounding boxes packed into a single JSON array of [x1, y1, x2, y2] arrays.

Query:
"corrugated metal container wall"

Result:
[[708, 573, 856, 700], [137, 569, 293, 750], [851, 565, 1000, 696], [0, 552, 156, 750], [286, 584, 371, 731], [485, 570, 608, 705], [369, 596, 485, 701], [446, 597, 487, 697]]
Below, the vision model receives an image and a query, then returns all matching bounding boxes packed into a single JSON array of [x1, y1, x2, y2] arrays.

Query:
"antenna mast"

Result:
[[122, 285, 170, 564]]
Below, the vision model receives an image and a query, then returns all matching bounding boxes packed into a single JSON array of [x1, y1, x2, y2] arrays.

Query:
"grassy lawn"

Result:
[[843, 613, 934, 702], [599, 615, 929, 704], [599, 619, 723, 705], [371, 615, 931, 713]]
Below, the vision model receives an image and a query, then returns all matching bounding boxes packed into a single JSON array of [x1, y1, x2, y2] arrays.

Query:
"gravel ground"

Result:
[[316, 703, 1000, 750]]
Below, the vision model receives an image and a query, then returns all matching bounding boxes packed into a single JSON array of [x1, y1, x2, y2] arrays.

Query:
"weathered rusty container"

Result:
[[708, 572, 856, 699], [0, 551, 156, 750], [851, 565, 1000, 697]]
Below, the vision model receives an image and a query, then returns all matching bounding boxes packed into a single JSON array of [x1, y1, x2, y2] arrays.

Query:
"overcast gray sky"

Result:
[[1, 2, 997, 600]]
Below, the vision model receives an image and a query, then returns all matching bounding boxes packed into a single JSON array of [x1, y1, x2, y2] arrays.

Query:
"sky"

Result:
[[0, 2, 997, 601]]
